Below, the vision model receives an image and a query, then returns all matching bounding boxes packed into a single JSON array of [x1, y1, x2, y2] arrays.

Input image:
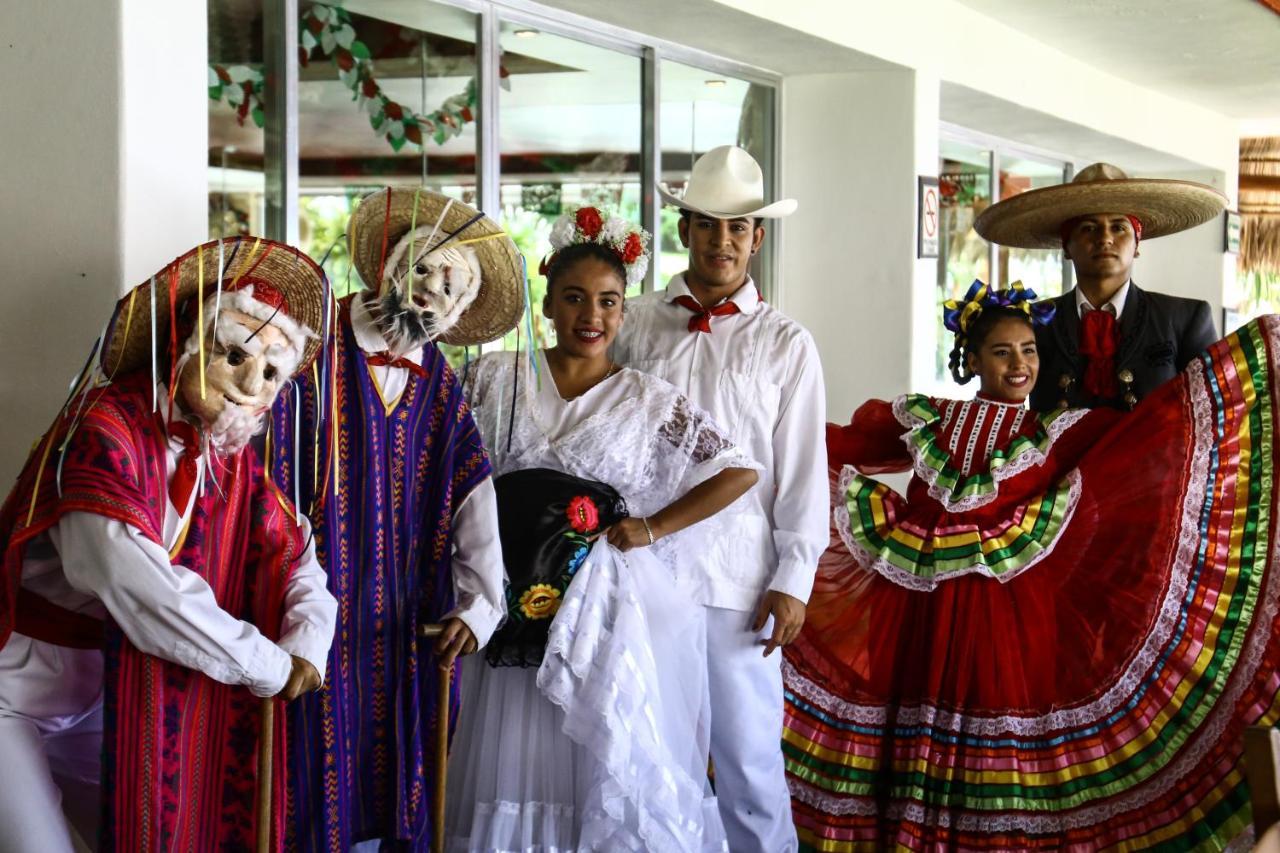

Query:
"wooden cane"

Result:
[[418, 623, 450, 853], [257, 697, 274, 853]]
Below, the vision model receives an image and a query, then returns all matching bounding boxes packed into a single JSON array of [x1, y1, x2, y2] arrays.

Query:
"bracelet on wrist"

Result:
[[641, 516, 656, 545]]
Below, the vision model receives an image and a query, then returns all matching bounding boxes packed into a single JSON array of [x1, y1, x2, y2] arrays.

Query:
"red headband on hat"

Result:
[[1059, 215, 1143, 248], [225, 277, 292, 315]]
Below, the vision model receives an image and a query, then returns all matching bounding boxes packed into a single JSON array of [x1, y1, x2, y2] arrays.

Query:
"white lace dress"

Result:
[[446, 350, 757, 853]]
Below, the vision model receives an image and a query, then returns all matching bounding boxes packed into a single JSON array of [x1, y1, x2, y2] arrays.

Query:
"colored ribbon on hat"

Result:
[[672, 294, 741, 333], [168, 419, 202, 512], [366, 351, 428, 379], [1079, 307, 1120, 399]]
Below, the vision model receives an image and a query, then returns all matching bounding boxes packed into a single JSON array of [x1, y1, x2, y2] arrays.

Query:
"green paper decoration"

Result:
[[209, 3, 478, 153]]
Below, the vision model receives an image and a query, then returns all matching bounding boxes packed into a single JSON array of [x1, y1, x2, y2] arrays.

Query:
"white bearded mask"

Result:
[[374, 225, 483, 353], [175, 286, 315, 454]]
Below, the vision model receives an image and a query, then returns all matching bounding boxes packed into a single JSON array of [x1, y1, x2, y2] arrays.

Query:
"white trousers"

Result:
[[0, 707, 101, 853], [0, 634, 104, 853], [705, 606, 797, 853]]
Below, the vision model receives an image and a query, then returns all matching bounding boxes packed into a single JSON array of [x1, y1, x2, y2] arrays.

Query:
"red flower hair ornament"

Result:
[[542, 206, 651, 287]]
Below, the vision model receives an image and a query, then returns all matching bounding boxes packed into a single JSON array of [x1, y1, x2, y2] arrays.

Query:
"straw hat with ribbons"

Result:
[[100, 236, 327, 379], [348, 188, 525, 346], [974, 162, 1227, 250]]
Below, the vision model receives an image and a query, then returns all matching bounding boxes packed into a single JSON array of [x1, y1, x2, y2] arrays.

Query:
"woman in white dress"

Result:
[[446, 211, 758, 852]]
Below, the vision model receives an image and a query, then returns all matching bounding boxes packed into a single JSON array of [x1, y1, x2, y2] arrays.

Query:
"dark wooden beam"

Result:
[[1241, 174, 1280, 194]]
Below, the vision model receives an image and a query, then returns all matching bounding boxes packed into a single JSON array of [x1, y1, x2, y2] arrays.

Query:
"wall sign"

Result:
[[918, 176, 940, 258]]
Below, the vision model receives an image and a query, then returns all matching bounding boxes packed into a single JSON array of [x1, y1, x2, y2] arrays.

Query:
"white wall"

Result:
[[1129, 169, 1239, 337], [0, 0, 206, 485], [781, 70, 939, 421], [0, 3, 123, 486]]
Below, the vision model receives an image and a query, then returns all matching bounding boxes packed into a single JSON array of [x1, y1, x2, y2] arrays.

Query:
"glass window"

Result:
[[934, 135, 1069, 383], [208, 0, 267, 241], [998, 156, 1067, 298], [498, 24, 642, 348], [659, 61, 775, 293], [207, 2, 779, 357], [937, 139, 992, 381], [296, 0, 480, 298]]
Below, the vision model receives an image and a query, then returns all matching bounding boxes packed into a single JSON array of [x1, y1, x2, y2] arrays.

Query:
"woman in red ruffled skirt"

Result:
[[784, 281, 1280, 851]]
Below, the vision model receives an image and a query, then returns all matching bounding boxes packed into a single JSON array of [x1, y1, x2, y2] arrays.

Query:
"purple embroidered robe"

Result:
[[271, 296, 491, 852]]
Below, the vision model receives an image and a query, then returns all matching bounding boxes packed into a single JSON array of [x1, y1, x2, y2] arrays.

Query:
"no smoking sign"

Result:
[[918, 176, 940, 258]]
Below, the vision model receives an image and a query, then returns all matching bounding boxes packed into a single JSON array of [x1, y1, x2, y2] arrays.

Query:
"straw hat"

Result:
[[348, 188, 524, 346], [100, 236, 326, 378], [974, 162, 1226, 250], [658, 145, 797, 219]]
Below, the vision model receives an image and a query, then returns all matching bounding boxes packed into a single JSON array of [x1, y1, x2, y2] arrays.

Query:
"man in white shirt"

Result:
[[272, 189, 520, 852], [0, 237, 338, 852], [613, 146, 828, 852]]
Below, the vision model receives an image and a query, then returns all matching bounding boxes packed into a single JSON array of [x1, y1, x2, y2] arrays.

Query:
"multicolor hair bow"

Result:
[[943, 279, 1055, 343]]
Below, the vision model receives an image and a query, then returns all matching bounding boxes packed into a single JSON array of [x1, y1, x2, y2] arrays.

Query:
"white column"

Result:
[[780, 69, 940, 421], [1130, 167, 1237, 337], [120, 0, 208, 285]]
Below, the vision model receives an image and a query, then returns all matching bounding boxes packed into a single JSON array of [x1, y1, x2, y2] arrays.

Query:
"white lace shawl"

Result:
[[463, 351, 758, 566]]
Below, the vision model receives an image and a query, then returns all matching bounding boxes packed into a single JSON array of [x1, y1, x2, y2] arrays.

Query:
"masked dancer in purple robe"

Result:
[[272, 189, 521, 851]]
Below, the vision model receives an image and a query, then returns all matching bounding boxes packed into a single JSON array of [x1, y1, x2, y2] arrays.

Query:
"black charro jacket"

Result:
[[1029, 283, 1217, 413]]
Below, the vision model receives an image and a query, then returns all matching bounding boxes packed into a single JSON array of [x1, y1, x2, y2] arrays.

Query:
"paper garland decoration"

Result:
[[208, 3, 479, 153]]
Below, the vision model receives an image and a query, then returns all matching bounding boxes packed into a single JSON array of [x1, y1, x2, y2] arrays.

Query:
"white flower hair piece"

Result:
[[543, 206, 651, 287]]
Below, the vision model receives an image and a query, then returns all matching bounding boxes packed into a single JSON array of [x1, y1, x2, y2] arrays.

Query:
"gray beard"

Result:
[[375, 289, 433, 354]]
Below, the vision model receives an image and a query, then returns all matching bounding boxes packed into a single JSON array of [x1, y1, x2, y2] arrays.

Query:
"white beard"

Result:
[[206, 403, 266, 456], [376, 233, 483, 351]]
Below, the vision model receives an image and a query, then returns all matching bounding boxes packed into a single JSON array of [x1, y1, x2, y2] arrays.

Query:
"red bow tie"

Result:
[[1079, 308, 1120, 399], [672, 295, 741, 334], [168, 420, 202, 512], [366, 351, 428, 379]]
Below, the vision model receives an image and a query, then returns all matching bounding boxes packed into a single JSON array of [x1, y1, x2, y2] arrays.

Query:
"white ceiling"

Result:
[[940, 82, 1221, 176], [950, 0, 1280, 122]]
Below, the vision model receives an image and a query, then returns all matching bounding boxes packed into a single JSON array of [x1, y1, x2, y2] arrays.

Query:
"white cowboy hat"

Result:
[[974, 162, 1226, 250], [658, 145, 797, 219]]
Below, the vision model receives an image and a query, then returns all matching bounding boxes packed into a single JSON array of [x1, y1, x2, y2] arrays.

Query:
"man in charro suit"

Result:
[[975, 162, 1227, 412]]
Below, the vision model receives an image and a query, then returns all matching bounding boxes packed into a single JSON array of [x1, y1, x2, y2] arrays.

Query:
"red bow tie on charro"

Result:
[[167, 420, 202, 512], [1079, 307, 1121, 399], [366, 351, 427, 379], [672, 295, 741, 334]]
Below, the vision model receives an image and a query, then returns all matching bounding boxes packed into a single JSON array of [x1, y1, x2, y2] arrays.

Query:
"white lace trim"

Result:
[[787, 325, 1280, 837], [832, 464, 1082, 592], [467, 351, 753, 518], [537, 544, 717, 853], [891, 394, 1089, 513]]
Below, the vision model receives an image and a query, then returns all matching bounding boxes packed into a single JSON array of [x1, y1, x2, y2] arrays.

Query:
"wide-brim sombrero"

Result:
[[974, 162, 1227, 250], [100, 236, 327, 378], [348, 188, 524, 346]]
